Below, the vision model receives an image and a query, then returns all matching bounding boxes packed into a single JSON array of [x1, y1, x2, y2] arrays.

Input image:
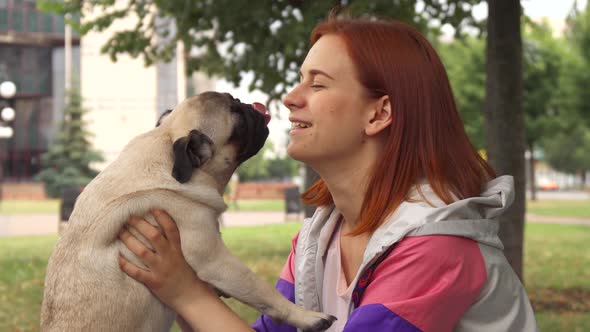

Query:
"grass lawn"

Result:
[[0, 199, 284, 214], [527, 199, 590, 219], [0, 223, 588, 331], [226, 199, 284, 212], [0, 200, 60, 214], [2, 198, 588, 218]]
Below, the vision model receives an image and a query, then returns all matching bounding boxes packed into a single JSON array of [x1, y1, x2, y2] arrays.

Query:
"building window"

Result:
[[0, 45, 52, 96], [0, 9, 7, 31], [26, 8, 36, 32], [0, 1, 67, 35]]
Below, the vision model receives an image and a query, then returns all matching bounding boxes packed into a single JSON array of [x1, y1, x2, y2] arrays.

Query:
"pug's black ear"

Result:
[[172, 130, 214, 183]]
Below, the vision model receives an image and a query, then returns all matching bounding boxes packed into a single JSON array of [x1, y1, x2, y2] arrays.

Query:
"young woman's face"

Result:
[[283, 34, 375, 166]]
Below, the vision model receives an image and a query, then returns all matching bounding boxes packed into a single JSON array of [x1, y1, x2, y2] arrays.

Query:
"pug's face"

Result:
[[157, 92, 270, 184]]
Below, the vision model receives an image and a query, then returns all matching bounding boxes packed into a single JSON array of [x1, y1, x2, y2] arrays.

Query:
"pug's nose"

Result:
[[252, 102, 271, 126]]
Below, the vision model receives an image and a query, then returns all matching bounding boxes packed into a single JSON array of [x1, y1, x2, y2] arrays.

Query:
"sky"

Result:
[[218, 0, 589, 155], [521, 0, 586, 20]]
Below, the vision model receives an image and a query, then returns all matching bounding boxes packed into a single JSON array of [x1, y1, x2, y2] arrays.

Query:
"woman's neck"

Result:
[[309, 135, 386, 230], [313, 160, 374, 230]]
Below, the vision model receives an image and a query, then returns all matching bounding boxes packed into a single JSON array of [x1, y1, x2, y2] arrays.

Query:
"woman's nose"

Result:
[[282, 85, 304, 111]]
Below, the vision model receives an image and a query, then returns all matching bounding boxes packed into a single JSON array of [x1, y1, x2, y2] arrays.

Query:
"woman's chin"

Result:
[[287, 145, 310, 163]]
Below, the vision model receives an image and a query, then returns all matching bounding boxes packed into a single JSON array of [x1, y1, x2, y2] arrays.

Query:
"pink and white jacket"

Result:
[[253, 176, 538, 331]]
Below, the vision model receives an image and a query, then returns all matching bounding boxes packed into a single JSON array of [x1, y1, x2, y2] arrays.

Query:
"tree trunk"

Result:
[[303, 165, 319, 218], [529, 143, 537, 201], [485, 0, 526, 281]]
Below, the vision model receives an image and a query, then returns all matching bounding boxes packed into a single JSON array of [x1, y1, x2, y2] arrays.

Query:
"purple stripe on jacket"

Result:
[[252, 278, 297, 332], [344, 304, 421, 332]]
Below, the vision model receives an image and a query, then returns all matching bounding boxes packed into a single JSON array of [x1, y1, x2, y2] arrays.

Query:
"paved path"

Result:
[[0, 211, 295, 237], [0, 211, 588, 238], [525, 213, 590, 226]]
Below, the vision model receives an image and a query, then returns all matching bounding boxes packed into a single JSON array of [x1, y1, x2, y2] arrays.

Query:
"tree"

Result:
[[542, 124, 590, 186], [237, 141, 302, 181], [522, 22, 564, 200], [442, 20, 565, 202], [440, 37, 486, 149], [485, 0, 525, 279], [237, 141, 271, 181], [564, 1, 590, 126], [36, 89, 103, 197], [40, 0, 483, 102], [540, 2, 590, 187], [267, 157, 301, 181]]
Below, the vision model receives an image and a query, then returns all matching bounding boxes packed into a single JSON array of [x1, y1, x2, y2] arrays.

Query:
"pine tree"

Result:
[[36, 89, 103, 197]]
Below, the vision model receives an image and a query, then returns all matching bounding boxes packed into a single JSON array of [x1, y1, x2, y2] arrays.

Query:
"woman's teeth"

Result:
[[292, 122, 310, 129]]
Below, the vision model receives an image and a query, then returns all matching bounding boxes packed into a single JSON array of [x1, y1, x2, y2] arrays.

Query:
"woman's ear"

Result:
[[365, 95, 392, 136]]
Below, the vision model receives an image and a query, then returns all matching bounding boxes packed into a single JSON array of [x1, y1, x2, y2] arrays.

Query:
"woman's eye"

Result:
[[310, 84, 325, 89]]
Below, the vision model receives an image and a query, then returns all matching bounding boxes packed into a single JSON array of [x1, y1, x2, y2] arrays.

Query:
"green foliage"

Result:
[[440, 21, 573, 154], [540, 2, 590, 175], [522, 22, 564, 146], [35, 90, 103, 198], [38, 0, 484, 104], [439, 37, 486, 148], [266, 156, 301, 181], [237, 141, 300, 181], [541, 124, 590, 175], [568, 0, 590, 67], [237, 141, 271, 181]]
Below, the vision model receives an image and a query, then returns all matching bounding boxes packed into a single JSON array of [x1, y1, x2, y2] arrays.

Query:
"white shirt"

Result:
[[321, 219, 353, 332]]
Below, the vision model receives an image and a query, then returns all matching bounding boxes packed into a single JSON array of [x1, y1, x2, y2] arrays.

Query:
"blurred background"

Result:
[[0, 0, 589, 331]]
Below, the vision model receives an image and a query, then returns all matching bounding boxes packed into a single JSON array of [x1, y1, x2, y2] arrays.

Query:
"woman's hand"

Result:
[[118, 210, 252, 331], [118, 209, 210, 311]]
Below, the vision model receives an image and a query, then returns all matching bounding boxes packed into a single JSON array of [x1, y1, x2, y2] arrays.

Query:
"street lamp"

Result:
[[0, 80, 16, 139], [0, 81, 16, 99], [1, 107, 15, 122], [0, 80, 16, 203]]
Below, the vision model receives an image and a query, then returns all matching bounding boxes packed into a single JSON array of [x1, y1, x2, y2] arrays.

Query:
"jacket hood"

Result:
[[372, 175, 513, 255], [309, 175, 514, 268]]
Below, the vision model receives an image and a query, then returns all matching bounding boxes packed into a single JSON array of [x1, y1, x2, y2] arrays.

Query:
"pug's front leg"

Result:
[[194, 240, 335, 332]]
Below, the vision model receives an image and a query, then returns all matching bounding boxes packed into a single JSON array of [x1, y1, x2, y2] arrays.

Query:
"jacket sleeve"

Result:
[[343, 235, 487, 332], [252, 232, 299, 332]]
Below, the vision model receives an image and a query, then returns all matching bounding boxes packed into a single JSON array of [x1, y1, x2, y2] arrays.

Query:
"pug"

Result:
[[40, 92, 335, 331]]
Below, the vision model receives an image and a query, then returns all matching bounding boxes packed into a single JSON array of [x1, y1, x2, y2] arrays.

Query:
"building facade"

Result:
[[0, 0, 80, 181], [80, 14, 215, 169]]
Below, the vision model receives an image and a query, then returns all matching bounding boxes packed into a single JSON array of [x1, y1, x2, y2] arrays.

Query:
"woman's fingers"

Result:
[[128, 216, 167, 251], [151, 209, 181, 246], [118, 254, 159, 289], [119, 227, 156, 263]]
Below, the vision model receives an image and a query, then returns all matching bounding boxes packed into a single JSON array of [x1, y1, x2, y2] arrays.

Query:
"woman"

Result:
[[118, 17, 538, 331]]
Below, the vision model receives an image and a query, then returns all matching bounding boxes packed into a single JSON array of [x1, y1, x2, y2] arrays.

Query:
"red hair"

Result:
[[301, 18, 496, 235]]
